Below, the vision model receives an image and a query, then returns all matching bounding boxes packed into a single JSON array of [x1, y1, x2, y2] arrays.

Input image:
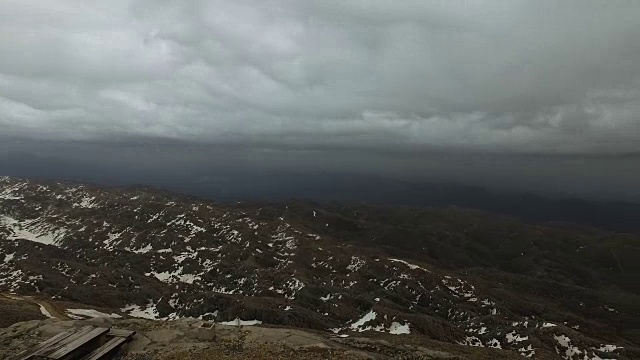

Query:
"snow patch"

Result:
[[347, 256, 365, 272], [461, 336, 483, 347], [39, 304, 54, 318], [505, 330, 528, 343], [67, 308, 122, 319], [122, 302, 160, 320], [1, 216, 67, 246], [132, 244, 153, 254], [389, 258, 429, 272], [486, 338, 502, 349], [519, 344, 535, 358], [74, 196, 97, 209], [554, 334, 582, 359], [145, 267, 200, 284], [598, 344, 622, 352], [388, 322, 411, 335], [219, 318, 262, 326], [350, 310, 377, 331]]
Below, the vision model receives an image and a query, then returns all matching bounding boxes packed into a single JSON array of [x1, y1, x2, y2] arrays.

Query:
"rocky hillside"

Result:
[[0, 177, 638, 359]]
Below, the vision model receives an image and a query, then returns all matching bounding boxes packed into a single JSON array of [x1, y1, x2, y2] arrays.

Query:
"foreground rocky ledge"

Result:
[[1, 317, 525, 359]]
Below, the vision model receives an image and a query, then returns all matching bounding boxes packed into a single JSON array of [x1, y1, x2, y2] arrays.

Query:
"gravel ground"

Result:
[[118, 343, 366, 360]]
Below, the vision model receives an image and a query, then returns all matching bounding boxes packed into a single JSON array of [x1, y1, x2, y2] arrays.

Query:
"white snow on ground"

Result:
[[350, 310, 377, 331], [505, 330, 528, 343], [212, 286, 237, 295], [441, 276, 477, 301], [103, 232, 122, 250], [0, 194, 22, 200], [132, 244, 153, 254], [598, 344, 623, 352], [122, 302, 160, 320], [73, 196, 97, 209], [388, 322, 411, 335], [554, 334, 582, 359], [320, 294, 331, 301], [147, 211, 164, 223], [329, 311, 412, 336], [541, 322, 557, 328], [146, 269, 200, 284], [67, 308, 122, 319], [460, 336, 483, 347], [1, 216, 66, 246], [486, 338, 502, 349], [197, 311, 218, 320], [519, 344, 535, 358], [283, 277, 305, 299], [480, 298, 495, 307], [219, 318, 262, 326], [0, 182, 25, 200], [347, 256, 365, 272], [3, 252, 14, 263], [389, 258, 429, 272], [0, 268, 25, 292], [39, 304, 54, 318]]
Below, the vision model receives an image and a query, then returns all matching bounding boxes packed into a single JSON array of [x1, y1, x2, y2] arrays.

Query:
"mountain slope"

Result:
[[0, 177, 637, 359]]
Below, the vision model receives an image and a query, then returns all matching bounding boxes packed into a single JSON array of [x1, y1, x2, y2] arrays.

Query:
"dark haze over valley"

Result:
[[1, 1, 640, 230]]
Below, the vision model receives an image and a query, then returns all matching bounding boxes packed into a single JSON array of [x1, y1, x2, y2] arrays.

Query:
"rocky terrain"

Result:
[[0, 176, 638, 359]]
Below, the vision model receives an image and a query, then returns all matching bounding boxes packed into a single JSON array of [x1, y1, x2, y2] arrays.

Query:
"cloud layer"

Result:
[[1, 0, 639, 153]]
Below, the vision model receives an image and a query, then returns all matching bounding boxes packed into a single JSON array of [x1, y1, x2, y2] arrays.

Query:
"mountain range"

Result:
[[0, 176, 638, 359]]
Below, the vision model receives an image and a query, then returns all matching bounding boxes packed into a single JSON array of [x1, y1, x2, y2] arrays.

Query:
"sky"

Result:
[[1, 1, 639, 201]]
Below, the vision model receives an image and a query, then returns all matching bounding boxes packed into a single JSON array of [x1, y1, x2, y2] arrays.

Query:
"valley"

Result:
[[0, 177, 638, 359]]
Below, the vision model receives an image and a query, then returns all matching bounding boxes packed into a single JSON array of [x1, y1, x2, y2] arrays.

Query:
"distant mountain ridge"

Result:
[[1, 152, 639, 233], [0, 176, 638, 359]]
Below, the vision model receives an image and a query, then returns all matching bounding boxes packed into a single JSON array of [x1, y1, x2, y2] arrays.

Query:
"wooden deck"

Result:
[[81, 337, 128, 360], [105, 328, 135, 339], [47, 327, 110, 359], [16, 331, 75, 360], [14, 326, 135, 360]]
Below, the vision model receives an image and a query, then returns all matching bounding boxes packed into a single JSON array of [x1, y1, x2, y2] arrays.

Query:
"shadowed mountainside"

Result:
[[0, 177, 638, 359]]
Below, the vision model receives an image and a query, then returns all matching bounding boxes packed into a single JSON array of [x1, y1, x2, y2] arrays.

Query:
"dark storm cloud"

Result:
[[0, 0, 639, 154]]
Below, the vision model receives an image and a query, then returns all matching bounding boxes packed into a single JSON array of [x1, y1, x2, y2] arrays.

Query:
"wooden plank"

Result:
[[27, 327, 95, 359], [106, 328, 136, 338], [80, 337, 127, 360], [36, 327, 96, 357], [14, 331, 74, 360], [46, 327, 110, 359]]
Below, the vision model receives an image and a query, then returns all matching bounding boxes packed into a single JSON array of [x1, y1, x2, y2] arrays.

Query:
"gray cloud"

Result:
[[0, 0, 639, 154]]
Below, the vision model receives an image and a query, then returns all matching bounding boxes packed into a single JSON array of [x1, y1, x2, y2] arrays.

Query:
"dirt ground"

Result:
[[0, 315, 521, 359], [0, 294, 47, 328]]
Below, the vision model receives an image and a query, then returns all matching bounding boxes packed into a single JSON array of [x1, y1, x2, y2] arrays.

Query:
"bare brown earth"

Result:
[[0, 317, 524, 360], [0, 293, 47, 328], [0, 292, 69, 321]]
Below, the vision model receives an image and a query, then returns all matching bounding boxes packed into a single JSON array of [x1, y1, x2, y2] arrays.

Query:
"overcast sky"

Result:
[[1, 1, 640, 202], [1, 0, 639, 154]]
